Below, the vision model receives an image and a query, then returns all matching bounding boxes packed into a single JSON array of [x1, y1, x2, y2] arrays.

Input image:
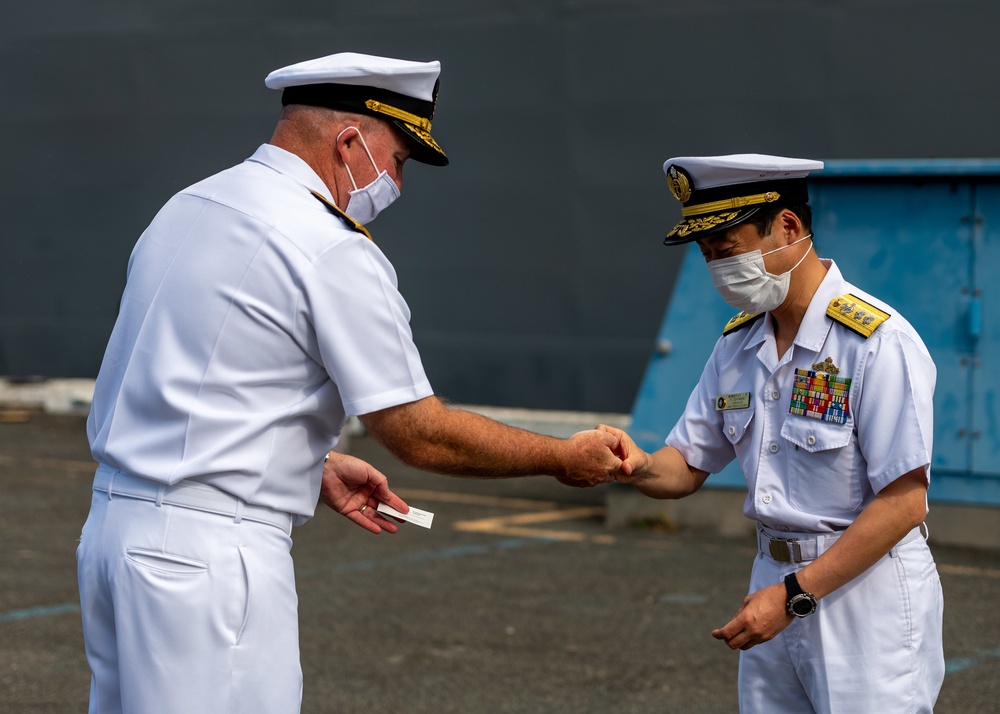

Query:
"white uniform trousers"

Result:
[[77, 488, 302, 714], [739, 530, 944, 713]]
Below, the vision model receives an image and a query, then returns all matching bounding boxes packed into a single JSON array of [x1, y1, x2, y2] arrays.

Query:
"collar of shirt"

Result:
[[246, 143, 334, 204], [740, 259, 847, 355]]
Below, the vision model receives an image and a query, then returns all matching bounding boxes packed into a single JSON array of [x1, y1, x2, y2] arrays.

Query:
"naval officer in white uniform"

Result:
[[600, 154, 944, 713], [78, 52, 629, 714]]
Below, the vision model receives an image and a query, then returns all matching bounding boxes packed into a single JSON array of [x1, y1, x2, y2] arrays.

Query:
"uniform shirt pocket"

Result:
[[722, 407, 754, 445], [780, 417, 862, 512]]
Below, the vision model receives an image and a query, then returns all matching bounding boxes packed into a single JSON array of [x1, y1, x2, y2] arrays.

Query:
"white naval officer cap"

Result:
[[265, 52, 448, 167], [662, 154, 824, 244]]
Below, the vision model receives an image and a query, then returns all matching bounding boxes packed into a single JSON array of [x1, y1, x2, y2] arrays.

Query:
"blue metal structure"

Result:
[[630, 160, 1000, 506]]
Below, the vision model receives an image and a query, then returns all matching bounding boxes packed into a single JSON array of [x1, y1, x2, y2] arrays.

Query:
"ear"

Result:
[[775, 208, 805, 244], [334, 125, 359, 166]]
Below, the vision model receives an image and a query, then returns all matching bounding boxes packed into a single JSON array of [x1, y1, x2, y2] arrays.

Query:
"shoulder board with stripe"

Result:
[[310, 191, 373, 242], [826, 293, 890, 338], [722, 311, 764, 335]]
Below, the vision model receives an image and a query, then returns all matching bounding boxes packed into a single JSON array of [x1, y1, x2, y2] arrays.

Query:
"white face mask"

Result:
[[337, 126, 401, 225], [707, 234, 813, 314]]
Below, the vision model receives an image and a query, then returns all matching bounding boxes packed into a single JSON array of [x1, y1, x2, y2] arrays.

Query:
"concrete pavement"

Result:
[[2, 413, 1000, 712]]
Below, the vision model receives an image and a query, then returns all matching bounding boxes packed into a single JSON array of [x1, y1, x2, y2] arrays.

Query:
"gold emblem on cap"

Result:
[[666, 166, 692, 203]]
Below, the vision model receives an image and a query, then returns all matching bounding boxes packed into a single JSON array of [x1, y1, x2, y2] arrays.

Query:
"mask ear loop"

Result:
[[761, 233, 813, 258], [787, 239, 814, 274], [760, 233, 813, 278], [336, 126, 380, 192]]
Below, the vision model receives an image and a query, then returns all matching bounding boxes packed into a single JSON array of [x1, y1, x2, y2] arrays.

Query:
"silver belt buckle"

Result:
[[768, 537, 802, 563]]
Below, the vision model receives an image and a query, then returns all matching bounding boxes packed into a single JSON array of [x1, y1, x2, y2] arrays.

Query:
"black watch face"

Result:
[[790, 599, 810, 615], [789, 594, 817, 616]]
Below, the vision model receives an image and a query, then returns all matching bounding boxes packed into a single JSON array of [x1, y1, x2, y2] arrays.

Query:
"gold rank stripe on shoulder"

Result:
[[310, 191, 373, 242], [826, 293, 890, 338], [722, 311, 764, 335]]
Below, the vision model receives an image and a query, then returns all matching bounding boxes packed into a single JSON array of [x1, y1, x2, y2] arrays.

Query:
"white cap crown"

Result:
[[265, 52, 441, 102], [661, 153, 824, 244]]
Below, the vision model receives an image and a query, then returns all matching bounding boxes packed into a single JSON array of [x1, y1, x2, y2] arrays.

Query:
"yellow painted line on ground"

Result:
[[454, 524, 617, 545], [454, 506, 605, 531], [467, 526, 603, 543], [454, 506, 615, 544], [394, 488, 619, 544], [0, 410, 35, 424], [939, 563, 1000, 579]]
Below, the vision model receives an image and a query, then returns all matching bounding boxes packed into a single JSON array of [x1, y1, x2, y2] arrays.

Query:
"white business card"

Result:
[[376, 502, 434, 529]]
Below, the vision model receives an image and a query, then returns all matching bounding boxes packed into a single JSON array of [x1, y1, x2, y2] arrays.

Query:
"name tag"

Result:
[[715, 392, 751, 410]]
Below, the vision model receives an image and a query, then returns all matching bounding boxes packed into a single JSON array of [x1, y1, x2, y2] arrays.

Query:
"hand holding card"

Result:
[[376, 501, 434, 529]]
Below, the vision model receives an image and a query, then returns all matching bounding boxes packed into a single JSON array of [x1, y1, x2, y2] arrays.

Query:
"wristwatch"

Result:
[[784, 573, 818, 617]]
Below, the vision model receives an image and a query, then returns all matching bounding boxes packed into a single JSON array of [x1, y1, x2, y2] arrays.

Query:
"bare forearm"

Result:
[[361, 397, 604, 480], [795, 469, 928, 600], [630, 445, 709, 499], [395, 411, 570, 478]]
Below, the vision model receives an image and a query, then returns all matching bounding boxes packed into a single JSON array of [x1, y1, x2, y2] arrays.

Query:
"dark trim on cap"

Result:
[[282, 83, 435, 120], [684, 178, 808, 213], [663, 177, 811, 245], [663, 206, 760, 245], [281, 82, 448, 166]]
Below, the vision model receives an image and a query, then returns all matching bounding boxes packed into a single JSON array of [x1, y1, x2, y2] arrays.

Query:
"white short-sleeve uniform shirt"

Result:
[[667, 259, 936, 532], [87, 144, 433, 524]]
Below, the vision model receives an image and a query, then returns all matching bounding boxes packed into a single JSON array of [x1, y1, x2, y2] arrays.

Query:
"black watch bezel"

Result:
[[784, 573, 818, 617]]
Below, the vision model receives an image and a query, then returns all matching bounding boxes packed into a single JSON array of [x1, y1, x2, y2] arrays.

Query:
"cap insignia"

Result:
[[666, 165, 692, 203]]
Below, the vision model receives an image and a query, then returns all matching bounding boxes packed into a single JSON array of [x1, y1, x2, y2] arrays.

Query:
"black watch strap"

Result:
[[784, 572, 805, 599], [784, 573, 818, 617]]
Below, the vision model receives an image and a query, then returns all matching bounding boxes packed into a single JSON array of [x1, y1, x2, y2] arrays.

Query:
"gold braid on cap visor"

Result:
[[669, 212, 741, 238], [365, 99, 432, 132], [364, 99, 445, 155], [681, 190, 782, 217]]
